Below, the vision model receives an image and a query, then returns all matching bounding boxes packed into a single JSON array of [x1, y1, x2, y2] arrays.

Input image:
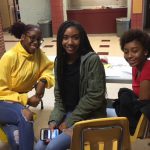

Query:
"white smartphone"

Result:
[[40, 128, 51, 141], [40, 128, 59, 141]]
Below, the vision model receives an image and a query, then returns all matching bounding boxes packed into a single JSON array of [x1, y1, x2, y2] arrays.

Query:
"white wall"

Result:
[[19, 0, 51, 25], [68, 0, 127, 9], [63, 0, 68, 21], [19, 0, 128, 25], [127, 0, 132, 19]]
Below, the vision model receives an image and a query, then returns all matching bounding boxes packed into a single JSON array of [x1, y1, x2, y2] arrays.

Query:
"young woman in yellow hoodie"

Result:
[[0, 22, 54, 150]]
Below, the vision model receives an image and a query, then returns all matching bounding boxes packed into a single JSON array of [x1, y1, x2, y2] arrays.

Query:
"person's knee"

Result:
[[22, 108, 34, 121], [4, 125, 19, 147], [107, 108, 117, 117], [13, 129, 19, 145], [46, 142, 63, 150], [46, 133, 71, 150], [34, 140, 46, 150]]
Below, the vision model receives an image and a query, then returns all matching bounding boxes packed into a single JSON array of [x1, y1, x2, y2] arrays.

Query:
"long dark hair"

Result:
[[56, 20, 94, 96]]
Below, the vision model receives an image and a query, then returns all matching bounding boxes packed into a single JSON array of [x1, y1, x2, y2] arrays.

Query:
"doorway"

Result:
[[144, 0, 150, 30], [0, 0, 20, 30]]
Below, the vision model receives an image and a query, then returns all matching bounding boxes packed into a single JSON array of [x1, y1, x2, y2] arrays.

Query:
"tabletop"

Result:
[[48, 56, 132, 84]]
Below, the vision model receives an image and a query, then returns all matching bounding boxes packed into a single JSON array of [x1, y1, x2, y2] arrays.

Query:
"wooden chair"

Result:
[[71, 117, 131, 150], [106, 99, 150, 143], [0, 126, 8, 143], [130, 113, 150, 143]]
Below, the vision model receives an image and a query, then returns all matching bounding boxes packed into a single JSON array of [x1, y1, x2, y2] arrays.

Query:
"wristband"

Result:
[[40, 79, 47, 84]]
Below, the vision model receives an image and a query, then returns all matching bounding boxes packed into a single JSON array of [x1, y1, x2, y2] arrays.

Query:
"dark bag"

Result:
[[113, 88, 150, 116], [113, 88, 138, 116]]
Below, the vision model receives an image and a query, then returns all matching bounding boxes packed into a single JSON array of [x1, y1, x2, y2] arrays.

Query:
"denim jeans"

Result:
[[34, 112, 72, 150], [34, 132, 71, 150], [0, 101, 34, 150]]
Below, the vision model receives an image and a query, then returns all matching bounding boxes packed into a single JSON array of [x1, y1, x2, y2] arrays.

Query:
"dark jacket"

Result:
[[49, 52, 107, 127]]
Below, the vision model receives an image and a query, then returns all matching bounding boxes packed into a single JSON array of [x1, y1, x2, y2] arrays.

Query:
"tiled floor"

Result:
[[1, 32, 149, 150], [3, 31, 131, 101], [4, 32, 124, 57]]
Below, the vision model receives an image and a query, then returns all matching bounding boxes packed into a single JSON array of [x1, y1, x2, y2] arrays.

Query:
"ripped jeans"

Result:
[[0, 101, 34, 150]]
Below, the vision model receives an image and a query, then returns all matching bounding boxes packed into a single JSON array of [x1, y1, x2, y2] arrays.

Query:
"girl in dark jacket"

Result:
[[35, 20, 106, 150]]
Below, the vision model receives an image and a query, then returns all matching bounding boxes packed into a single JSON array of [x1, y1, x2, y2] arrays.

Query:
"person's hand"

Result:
[[22, 108, 35, 121], [35, 80, 46, 98], [45, 121, 57, 144], [48, 121, 57, 131], [59, 122, 67, 132], [27, 95, 41, 107]]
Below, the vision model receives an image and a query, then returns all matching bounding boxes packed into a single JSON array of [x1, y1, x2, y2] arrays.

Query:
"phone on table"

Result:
[[40, 128, 59, 141]]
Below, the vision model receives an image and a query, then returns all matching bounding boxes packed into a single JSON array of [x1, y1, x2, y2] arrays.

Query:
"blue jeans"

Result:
[[34, 132, 71, 150], [106, 108, 117, 117], [34, 112, 72, 150], [0, 101, 34, 150]]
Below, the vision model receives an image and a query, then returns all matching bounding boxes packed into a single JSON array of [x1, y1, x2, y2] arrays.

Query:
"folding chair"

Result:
[[130, 113, 150, 143], [71, 117, 131, 150]]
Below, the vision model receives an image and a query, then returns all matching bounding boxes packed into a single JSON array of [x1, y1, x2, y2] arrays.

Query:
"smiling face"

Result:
[[123, 40, 148, 68], [62, 26, 80, 56], [21, 28, 43, 54]]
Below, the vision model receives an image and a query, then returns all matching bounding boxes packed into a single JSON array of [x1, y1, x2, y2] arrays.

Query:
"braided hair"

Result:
[[56, 20, 94, 97]]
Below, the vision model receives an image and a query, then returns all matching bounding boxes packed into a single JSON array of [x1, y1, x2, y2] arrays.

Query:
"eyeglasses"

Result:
[[26, 34, 44, 45]]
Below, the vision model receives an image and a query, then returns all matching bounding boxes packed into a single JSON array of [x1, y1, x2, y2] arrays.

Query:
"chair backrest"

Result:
[[130, 113, 150, 143], [71, 117, 131, 150]]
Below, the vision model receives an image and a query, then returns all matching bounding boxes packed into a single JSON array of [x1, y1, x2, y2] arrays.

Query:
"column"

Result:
[[0, 13, 5, 58]]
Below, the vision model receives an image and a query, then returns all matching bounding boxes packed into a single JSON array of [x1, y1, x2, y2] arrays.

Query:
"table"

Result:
[[103, 56, 132, 84], [48, 56, 132, 84]]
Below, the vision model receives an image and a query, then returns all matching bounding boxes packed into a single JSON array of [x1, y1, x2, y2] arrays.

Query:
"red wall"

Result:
[[131, 14, 143, 29], [67, 8, 127, 34], [50, 0, 144, 34], [50, 0, 64, 34], [130, 0, 143, 29]]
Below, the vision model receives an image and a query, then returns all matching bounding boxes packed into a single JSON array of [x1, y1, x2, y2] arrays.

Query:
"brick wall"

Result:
[[0, 14, 5, 58], [131, 14, 143, 29], [130, 0, 143, 29]]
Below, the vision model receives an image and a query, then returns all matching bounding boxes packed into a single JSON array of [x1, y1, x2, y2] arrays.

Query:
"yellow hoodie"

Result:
[[0, 42, 54, 106]]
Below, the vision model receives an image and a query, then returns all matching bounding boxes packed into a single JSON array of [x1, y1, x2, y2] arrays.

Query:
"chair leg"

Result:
[[41, 100, 44, 110], [143, 121, 150, 138]]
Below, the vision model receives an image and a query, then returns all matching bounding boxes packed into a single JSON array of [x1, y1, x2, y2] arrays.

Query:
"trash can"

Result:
[[38, 20, 53, 38], [116, 17, 130, 37]]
